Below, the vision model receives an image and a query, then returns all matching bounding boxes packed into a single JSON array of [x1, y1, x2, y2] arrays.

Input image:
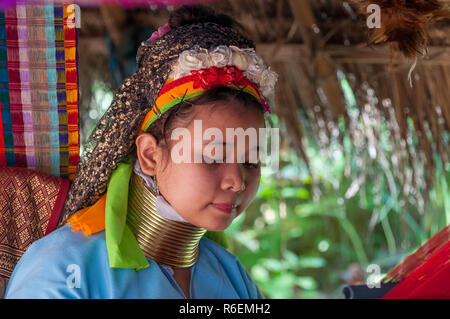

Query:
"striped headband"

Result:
[[139, 45, 278, 134]]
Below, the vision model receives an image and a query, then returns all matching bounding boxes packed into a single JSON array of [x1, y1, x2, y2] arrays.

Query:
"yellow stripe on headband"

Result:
[[139, 79, 262, 134]]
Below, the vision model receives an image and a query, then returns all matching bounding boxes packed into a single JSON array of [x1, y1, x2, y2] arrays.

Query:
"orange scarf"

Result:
[[67, 194, 107, 236]]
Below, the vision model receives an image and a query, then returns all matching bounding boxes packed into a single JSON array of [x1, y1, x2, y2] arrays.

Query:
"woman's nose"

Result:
[[221, 163, 246, 192]]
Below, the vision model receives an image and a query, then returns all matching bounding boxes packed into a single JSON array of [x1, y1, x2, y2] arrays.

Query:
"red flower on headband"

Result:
[[190, 66, 246, 89], [190, 66, 271, 113], [158, 65, 272, 114]]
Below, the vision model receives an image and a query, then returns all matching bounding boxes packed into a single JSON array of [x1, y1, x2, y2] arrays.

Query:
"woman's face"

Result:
[[136, 100, 266, 231]]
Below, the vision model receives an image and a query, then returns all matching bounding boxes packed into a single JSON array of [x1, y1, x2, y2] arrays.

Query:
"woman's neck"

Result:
[[126, 172, 207, 268]]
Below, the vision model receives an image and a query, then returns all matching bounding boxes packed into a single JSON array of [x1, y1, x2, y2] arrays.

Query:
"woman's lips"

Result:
[[212, 203, 237, 214]]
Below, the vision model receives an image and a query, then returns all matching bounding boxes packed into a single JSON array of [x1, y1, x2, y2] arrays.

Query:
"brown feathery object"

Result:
[[350, 0, 450, 58], [57, 6, 255, 227]]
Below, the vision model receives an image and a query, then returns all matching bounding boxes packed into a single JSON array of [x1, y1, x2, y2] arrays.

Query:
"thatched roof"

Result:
[[77, 0, 450, 203]]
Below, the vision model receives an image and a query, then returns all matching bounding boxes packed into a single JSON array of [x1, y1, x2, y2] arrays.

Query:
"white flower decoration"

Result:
[[196, 47, 213, 68], [209, 45, 232, 68], [178, 46, 212, 75], [230, 46, 249, 71], [260, 68, 278, 97], [244, 51, 266, 83], [170, 61, 183, 79], [171, 45, 278, 101]]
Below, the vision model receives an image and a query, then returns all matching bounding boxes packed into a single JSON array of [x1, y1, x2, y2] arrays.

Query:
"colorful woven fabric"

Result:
[[0, 166, 70, 282], [0, 1, 79, 180]]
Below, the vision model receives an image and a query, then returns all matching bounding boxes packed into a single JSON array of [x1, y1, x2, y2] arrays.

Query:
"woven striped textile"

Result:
[[0, 1, 79, 180]]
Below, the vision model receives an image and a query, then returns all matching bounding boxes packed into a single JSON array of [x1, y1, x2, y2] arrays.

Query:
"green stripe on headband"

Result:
[[142, 85, 263, 133], [142, 90, 204, 132]]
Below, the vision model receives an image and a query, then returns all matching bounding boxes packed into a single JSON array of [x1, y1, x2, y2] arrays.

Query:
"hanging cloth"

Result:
[[0, 1, 80, 180]]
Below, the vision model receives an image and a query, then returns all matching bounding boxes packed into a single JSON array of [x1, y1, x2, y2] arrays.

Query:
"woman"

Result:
[[5, 5, 277, 299]]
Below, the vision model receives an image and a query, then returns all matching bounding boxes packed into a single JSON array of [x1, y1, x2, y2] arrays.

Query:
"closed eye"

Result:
[[203, 156, 223, 164], [203, 156, 260, 169]]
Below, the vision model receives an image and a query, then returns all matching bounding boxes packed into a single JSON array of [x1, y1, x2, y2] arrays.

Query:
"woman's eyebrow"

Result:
[[202, 140, 260, 151]]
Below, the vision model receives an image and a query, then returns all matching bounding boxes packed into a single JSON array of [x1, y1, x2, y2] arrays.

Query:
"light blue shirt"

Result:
[[5, 225, 264, 299]]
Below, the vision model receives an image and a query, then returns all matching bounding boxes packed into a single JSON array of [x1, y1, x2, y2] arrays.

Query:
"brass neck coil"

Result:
[[126, 172, 207, 268]]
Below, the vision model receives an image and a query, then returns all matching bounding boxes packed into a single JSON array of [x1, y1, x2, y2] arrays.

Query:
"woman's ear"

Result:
[[135, 133, 160, 176]]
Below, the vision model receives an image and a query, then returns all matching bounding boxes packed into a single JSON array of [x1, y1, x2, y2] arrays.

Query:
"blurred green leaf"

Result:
[[225, 213, 245, 235], [251, 265, 270, 282], [285, 226, 304, 240], [263, 273, 296, 299], [297, 256, 326, 269], [281, 187, 310, 199], [232, 232, 259, 252], [295, 276, 318, 290], [263, 258, 284, 272]]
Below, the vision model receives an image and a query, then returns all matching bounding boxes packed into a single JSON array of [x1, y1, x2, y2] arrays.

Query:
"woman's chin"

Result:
[[197, 218, 230, 232], [208, 223, 230, 232], [185, 206, 237, 231], [203, 216, 234, 232], [207, 206, 239, 230]]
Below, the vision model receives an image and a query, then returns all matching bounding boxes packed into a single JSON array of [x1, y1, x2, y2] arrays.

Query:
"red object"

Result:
[[0, 101, 5, 167], [5, 7, 26, 167], [382, 225, 450, 299], [191, 66, 247, 89], [45, 176, 71, 236], [146, 23, 171, 43], [159, 65, 272, 113]]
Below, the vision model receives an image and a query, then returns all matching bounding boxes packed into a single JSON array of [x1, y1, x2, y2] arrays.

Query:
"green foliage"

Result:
[[224, 75, 450, 299], [203, 230, 229, 249], [226, 158, 448, 298]]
